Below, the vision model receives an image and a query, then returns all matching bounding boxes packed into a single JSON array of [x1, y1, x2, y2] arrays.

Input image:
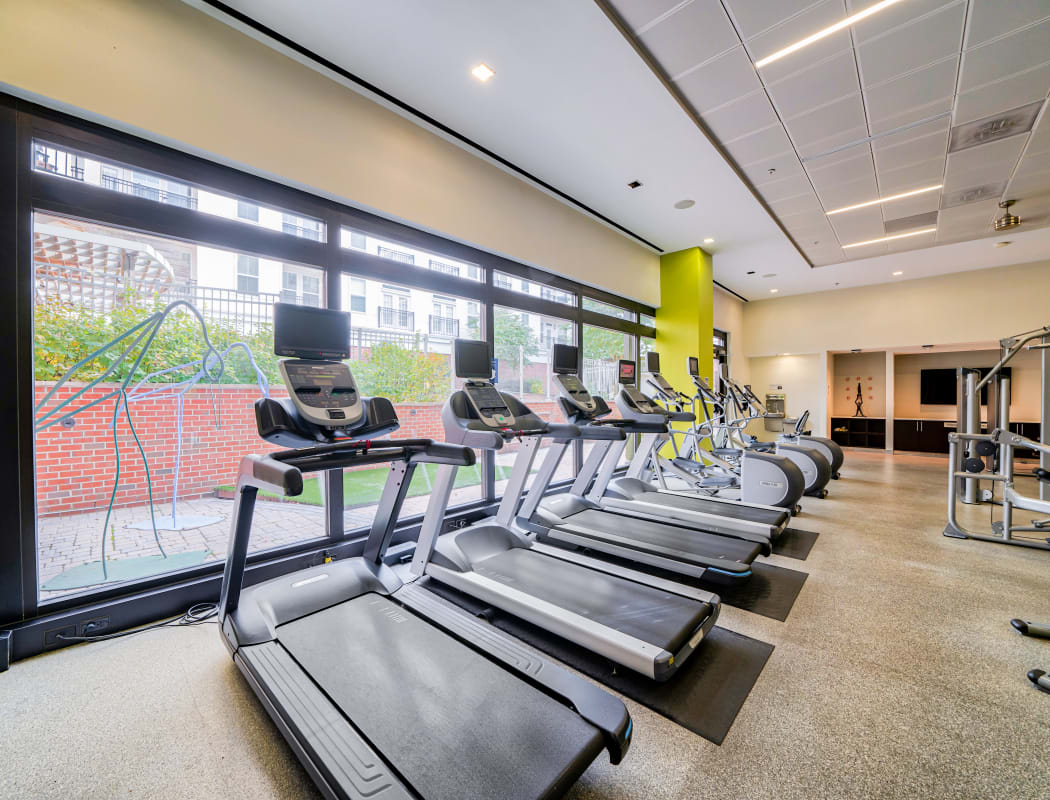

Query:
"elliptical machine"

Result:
[[625, 355, 805, 511], [725, 377, 844, 480]]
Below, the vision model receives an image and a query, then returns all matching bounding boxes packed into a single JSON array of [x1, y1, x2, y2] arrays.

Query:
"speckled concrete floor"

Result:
[[2, 450, 1049, 799]]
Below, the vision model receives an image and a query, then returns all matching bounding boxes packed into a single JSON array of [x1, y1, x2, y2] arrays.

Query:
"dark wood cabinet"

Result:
[[893, 419, 919, 451], [830, 417, 886, 449], [918, 420, 950, 453]]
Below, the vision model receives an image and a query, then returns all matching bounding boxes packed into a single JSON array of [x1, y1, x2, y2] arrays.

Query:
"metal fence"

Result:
[[582, 358, 621, 401], [35, 263, 279, 333]]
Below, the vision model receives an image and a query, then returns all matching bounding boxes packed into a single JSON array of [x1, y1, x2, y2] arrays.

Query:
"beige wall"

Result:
[[743, 260, 1050, 357], [894, 349, 1043, 422], [713, 286, 749, 386], [747, 354, 827, 439], [0, 0, 659, 304], [832, 352, 887, 418]]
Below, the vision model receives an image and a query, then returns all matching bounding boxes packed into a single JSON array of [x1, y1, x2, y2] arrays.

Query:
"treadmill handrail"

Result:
[[219, 437, 474, 623]]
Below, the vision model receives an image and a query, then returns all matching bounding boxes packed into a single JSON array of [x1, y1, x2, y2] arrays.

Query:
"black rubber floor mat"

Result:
[[772, 527, 820, 560], [423, 580, 773, 746], [699, 561, 808, 622]]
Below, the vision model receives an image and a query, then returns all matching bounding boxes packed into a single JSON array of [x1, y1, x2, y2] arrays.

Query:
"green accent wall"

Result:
[[654, 247, 713, 452]]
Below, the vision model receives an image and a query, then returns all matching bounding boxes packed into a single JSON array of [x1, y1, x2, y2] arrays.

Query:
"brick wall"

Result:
[[34, 382, 562, 516]]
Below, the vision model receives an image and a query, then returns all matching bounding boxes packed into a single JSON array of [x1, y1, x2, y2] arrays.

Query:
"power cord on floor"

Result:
[[56, 602, 218, 643]]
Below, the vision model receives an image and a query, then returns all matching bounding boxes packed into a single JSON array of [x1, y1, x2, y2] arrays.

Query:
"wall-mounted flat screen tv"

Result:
[[920, 367, 1011, 405]]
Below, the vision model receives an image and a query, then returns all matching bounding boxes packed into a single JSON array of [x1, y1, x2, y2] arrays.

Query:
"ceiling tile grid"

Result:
[[610, 0, 1050, 266]]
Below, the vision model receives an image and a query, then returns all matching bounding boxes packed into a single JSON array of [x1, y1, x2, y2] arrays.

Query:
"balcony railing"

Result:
[[100, 175, 197, 210], [377, 246, 415, 265], [428, 259, 461, 277], [378, 306, 414, 329], [281, 220, 325, 241], [429, 315, 459, 337]]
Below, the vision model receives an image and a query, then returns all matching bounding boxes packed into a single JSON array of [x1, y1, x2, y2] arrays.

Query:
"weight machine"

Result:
[[945, 325, 1050, 549]]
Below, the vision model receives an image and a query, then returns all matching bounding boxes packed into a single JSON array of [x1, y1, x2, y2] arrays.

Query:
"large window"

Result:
[[32, 213, 326, 600], [584, 324, 637, 467], [342, 227, 483, 283], [493, 270, 575, 306], [584, 297, 637, 322], [341, 275, 484, 519], [33, 141, 327, 241], [494, 307, 575, 488], [9, 101, 655, 634]]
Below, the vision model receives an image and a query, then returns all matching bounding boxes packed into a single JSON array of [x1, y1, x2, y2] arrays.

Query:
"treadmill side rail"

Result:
[[237, 642, 413, 800], [427, 564, 676, 680]]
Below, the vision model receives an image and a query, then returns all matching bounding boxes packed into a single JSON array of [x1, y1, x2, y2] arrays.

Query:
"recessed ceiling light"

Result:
[[842, 228, 937, 249], [755, 0, 905, 68], [826, 184, 943, 216], [674, 199, 695, 209], [783, 352, 792, 356], [763, 272, 777, 278], [627, 180, 642, 189], [471, 63, 495, 82], [703, 237, 714, 244], [770, 288, 779, 293], [892, 271, 903, 276], [746, 270, 756, 275], [995, 240, 1012, 248]]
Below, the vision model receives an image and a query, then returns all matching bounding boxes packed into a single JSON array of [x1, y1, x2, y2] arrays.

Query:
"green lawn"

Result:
[[219, 461, 518, 508]]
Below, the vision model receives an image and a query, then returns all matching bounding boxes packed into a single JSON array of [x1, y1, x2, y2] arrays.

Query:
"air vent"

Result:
[[884, 211, 938, 235], [941, 183, 1006, 209], [948, 101, 1043, 153]]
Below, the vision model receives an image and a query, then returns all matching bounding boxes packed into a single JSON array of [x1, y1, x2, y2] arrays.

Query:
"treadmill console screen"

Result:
[[687, 357, 699, 377], [551, 343, 578, 375], [274, 303, 351, 360], [646, 351, 660, 373], [455, 339, 493, 379], [465, 383, 515, 427], [279, 359, 364, 427], [618, 360, 636, 385], [556, 374, 596, 413]]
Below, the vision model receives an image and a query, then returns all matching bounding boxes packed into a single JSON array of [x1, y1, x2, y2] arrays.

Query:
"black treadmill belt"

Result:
[[568, 508, 760, 566], [642, 492, 789, 526], [429, 582, 773, 746], [474, 548, 713, 655], [278, 595, 602, 800], [772, 528, 820, 560]]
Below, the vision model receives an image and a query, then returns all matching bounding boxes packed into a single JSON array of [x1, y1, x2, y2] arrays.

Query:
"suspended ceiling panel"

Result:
[[607, 0, 1050, 265]]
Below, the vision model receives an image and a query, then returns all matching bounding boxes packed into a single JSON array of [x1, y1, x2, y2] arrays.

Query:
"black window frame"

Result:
[[0, 92, 655, 660]]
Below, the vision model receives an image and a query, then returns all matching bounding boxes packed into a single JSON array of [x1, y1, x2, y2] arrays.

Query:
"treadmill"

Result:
[[510, 354, 762, 581], [603, 353, 793, 544], [544, 345, 782, 551], [219, 305, 631, 800], [413, 339, 722, 682]]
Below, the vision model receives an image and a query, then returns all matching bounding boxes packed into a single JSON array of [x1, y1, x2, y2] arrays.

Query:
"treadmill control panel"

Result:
[[621, 386, 666, 416], [649, 372, 676, 395], [554, 374, 597, 414], [464, 381, 516, 427], [279, 359, 364, 428]]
